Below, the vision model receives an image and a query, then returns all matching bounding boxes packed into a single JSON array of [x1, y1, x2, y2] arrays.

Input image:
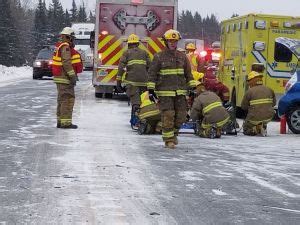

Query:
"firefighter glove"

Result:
[[70, 76, 77, 86], [148, 89, 157, 102]]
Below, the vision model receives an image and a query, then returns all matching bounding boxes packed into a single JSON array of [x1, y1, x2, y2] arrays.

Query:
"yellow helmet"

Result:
[[186, 43, 196, 50], [247, 71, 262, 81], [127, 34, 139, 44], [163, 29, 181, 41], [192, 71, 204, 81]]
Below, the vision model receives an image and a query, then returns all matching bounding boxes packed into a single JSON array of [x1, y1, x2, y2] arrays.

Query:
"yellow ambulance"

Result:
[[218, 14, 300, 109]]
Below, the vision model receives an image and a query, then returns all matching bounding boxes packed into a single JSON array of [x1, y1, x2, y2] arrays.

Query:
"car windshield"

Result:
[[74, 39, 90, 45], [37, 48, 53, 60]]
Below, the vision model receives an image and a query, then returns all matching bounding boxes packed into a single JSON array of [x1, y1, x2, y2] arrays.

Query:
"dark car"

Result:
[[33, 45, 55, 79]]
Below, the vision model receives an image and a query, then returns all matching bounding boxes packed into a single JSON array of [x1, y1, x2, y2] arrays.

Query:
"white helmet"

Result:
[[60, 27, 75, 37]]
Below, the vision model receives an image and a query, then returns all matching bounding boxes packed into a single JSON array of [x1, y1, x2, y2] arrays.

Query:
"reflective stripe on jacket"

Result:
[[241, 84, 276, 124], [139, 91, 160, 120], [190, 91, 230, 128], [52, 42, 83, 84], [147, 49, 196, 96], [117, 47, 150, 86]]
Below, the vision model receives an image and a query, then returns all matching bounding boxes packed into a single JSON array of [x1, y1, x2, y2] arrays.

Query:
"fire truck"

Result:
[[92, 0, 178, 98], [218, 14, 300, 109]]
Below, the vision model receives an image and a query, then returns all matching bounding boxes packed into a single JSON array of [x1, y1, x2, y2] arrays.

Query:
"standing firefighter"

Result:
[[52, 27, 83, 129], [241, 71, 276, 136], [185, 42, 206, 74], [190, 81, 230, 138], [147, 29, 196, 149], [116, 34, 151, 119]]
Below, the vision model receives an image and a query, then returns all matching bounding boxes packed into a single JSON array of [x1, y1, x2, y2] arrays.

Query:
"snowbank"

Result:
[[0, 65, 32, 87]]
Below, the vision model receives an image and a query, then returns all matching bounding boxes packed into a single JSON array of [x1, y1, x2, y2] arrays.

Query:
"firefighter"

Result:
[[116, 34, 151, 117], [137, 91, 161, 134], [185, 42, 206, 74], [147, 29, 196, 149], [52, 27, 83, 129], [190, 81, 230, 138], [241, 71, 276, 136]]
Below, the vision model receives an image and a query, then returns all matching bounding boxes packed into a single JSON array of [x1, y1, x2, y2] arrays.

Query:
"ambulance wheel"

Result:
[[95, 93, 103, 98], [287, 105, 300, 134]]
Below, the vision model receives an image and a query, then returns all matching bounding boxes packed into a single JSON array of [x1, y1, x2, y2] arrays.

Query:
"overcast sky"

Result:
[[43, 0, 299, 21]]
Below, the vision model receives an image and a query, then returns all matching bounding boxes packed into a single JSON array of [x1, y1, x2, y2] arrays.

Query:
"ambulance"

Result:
[[92, 0, 178, 98], [218, 14, 300, 109]]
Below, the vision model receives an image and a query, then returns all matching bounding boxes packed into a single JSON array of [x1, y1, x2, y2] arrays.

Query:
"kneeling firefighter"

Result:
[[52, 27, 83, 129], [137, 91, 162, 134], [116, 34, 151, 127], [241, 71, 276, 136], [190, 81, 230, 138]]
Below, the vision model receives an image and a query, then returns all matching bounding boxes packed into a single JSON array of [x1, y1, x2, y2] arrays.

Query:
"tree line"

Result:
[[0, 1, 220, 67], [0, 0, 95, 67], [178, 10, 220, 48]]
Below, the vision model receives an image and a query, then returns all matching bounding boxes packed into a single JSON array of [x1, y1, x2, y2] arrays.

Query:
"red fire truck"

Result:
[[92, 0, 178, 98]]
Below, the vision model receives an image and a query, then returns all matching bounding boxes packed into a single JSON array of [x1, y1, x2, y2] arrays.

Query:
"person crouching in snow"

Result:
[[190, 81, 230, 138], [137, 91, 162, 134], [241, 71, 276, 136]]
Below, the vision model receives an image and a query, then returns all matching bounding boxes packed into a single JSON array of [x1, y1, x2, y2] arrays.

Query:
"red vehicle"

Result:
[[92, 0, 178, 98]]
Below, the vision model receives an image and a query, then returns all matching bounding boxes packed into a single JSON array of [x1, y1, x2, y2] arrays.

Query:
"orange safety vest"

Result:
[[52, 42, 83, 76]]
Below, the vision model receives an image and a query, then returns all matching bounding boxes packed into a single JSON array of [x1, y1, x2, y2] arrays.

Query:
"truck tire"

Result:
[[33, 74, 41, 79], [95, 93, 103, 98], [104, 93, 113, 98], [287, 105, 300, 134]]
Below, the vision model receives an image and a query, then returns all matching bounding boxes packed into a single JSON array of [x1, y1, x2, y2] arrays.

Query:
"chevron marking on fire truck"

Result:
[[99, 35, 114, 50], [252, 51, 291, 79], [101, 69, 118, 83], [98, 36, 165, 84]]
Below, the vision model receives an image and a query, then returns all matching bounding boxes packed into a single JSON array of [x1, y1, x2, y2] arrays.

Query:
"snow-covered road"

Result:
[[0, 69, 299, 224]]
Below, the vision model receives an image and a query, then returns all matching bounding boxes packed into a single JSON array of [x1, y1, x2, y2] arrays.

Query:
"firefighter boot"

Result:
[[257, 124, 267, 137], [216, 127, 222, 138], [174, 136, 178, 145], [165, 141, 175, 149], [61, 124, 78, 129]]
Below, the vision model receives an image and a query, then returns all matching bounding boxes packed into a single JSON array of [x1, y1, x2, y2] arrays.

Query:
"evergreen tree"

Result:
[[78, 3, 87, 22], [48, 0, 65, 40], [87, 10, 95, 23], [33, 0, 50, 56], [0, 0, 23, 66], [64, 9, 71, 27], [70, 0, 78, 22]]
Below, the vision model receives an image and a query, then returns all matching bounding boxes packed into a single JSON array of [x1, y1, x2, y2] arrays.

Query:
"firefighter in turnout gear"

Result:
[[241, 71, 276, 136], [190, 81, 230, 138], [137, 91, 161, 134], [186, 42, 206, 74], [147, 29, 196, 149], [116, 33, 151, 121], [52, 27, 83, 129]]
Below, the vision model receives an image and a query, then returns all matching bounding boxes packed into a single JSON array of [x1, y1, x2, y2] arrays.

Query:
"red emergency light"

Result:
[[131, 0, 143, 4]]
